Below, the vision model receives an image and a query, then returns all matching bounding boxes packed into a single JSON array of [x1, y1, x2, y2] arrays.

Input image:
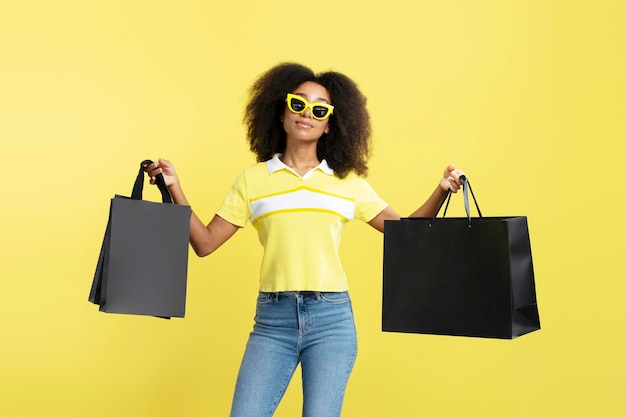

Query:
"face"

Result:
[[281, 81, 332, 143]]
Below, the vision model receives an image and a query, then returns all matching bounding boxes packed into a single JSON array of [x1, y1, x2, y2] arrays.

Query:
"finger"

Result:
[[146, 165, 162, 177], [447, 169, 460, 181], [447, 177, 461, 193]]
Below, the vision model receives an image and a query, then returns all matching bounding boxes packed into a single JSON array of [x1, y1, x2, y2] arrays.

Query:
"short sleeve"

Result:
[[215, 170, 250, 227], [353, 177, 388, 222]]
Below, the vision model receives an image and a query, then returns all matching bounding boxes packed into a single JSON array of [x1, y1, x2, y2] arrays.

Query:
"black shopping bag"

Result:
[[88, 160, 191, 318], [382, 177, 540, 339]]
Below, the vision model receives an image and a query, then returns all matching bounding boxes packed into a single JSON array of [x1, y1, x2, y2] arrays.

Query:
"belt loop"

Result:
[[315, 291, 321, 301]]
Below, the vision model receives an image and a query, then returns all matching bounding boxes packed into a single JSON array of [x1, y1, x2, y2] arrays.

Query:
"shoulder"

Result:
[[231, 161, 270, 181], [242, 160, 269, 174], [324, 171, 366, 183], [340, 172, 374, 189]]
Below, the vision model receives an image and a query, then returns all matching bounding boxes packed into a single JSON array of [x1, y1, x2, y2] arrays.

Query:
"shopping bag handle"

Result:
[[431, 175, 482, 227], [130, 159, 173, 203]]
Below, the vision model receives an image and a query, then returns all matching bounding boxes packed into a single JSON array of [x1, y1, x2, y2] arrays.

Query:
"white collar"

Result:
[[266, 153, 334, 178]]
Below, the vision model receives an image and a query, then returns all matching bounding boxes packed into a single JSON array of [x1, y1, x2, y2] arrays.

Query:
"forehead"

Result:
[[292, 81, 331, 103]]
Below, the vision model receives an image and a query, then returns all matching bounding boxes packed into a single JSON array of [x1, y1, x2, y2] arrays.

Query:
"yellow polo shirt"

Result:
[[216, 154, 388, 292]]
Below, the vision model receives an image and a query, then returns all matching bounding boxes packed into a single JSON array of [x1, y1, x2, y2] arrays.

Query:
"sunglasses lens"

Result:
[[289, 97, 305, 112], [312, 106, 329, 119], [287, 94, 332, 120]]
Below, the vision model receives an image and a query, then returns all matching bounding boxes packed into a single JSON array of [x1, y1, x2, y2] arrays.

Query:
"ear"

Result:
[[324, 125, 330, 134]]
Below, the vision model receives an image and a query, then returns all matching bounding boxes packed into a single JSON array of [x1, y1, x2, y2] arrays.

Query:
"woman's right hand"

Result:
[[144, 158, 179, 188]]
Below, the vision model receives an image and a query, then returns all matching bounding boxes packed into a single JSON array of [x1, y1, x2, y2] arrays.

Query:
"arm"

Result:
[[146, 158, 239, 257], [367, 164, 465, 233]]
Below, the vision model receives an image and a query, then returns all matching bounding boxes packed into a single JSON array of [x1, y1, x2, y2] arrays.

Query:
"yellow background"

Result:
[[1, 1, 624, 416]]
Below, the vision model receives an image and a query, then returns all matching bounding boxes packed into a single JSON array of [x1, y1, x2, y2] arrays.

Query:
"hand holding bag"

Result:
[[382, 176, 540, 339], [88, 160, 192, 318]]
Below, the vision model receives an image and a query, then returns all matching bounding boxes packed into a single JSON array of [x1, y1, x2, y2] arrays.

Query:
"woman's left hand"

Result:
[[439, 164, 465, 193]]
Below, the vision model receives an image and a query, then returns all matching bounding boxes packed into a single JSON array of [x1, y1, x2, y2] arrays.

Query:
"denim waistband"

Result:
[[261, 291, 348, 300], [280, 291, 320, 298]]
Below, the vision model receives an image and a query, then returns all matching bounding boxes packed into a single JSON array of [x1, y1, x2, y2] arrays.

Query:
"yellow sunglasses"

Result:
[[285, 93, 334, 121]]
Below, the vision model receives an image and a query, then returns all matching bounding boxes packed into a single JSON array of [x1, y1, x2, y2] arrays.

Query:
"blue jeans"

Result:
[[230, 291, 358, 417]]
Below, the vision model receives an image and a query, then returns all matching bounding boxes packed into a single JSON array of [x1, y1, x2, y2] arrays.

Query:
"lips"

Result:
[[296, 120, 313, 128]]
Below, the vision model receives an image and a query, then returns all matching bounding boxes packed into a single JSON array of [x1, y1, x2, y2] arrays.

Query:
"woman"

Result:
[[145, 62, 464, 417]]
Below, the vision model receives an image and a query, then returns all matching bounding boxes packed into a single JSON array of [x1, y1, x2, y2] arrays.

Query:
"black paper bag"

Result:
[[89, 160, 191, 318], [382, 177, 540, 339]]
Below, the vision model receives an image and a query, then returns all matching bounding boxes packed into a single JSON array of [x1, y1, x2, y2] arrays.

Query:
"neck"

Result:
[[280, 144, 320, 175]]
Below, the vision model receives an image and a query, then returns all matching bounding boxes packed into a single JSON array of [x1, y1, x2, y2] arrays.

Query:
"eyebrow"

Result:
[[294, 92, 330, 104]]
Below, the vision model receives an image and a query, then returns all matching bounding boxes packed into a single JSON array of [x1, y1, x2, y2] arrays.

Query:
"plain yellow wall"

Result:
[[1, 1, 624, 416]]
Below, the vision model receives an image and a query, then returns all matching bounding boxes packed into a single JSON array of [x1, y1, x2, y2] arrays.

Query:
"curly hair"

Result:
[[243, 62, 371, 178]]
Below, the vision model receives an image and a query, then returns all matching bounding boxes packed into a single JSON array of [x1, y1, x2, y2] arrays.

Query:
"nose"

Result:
[[301, 106, 312, 118]]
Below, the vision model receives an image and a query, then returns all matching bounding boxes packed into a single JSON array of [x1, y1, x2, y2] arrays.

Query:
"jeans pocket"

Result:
[[319, 291, 350, 304], [256, 292, 275, 305]]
